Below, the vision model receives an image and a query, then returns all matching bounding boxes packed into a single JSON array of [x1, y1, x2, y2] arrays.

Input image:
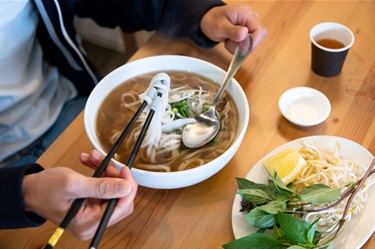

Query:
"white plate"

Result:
[[231, 135, 374, 248], [279, 87, 331, 126]]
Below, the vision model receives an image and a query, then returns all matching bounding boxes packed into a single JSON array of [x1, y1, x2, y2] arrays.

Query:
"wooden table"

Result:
[[1, 0, 374, 248]]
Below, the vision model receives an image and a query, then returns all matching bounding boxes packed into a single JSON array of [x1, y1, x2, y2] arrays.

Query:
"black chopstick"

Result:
[[88, 92, 162, 249], [44, 101, 148, 249]]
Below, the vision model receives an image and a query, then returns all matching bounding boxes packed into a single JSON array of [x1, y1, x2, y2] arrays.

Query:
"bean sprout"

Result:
[[294, 140, 374, 232]]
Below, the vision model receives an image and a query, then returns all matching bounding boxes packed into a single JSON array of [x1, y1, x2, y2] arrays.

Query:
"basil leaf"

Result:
[[312, 230, 323, 246], [247, 209, 275, 228], [299, 184, 329, 191], [256, 227, 267, 234], [222, 233, 284, 249], [238, 189, 273, 204], [236, 177, 272, 191], [272, 225, 284, 240], [306, 217, 320, 244], [299, 185, 342, 203], [278, 212, 308, 244], [288, 182, 297, 193], [273, 173, 295, 197], [257, 200, 287, 214]]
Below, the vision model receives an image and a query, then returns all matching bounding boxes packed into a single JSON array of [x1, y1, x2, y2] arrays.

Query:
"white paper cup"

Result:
[[310, 22, 354, 77]]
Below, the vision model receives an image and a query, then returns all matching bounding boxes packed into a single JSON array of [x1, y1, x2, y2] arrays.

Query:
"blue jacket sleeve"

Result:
[[74, 0, 226, 48], [0, 164, 46, 229]]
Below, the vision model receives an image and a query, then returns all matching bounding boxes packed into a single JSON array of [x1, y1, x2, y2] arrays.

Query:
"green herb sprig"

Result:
[[171, 100, 190, 119], [223, 159, 375, 249]]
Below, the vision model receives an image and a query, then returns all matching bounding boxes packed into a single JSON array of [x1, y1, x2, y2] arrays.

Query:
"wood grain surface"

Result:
[[1, 1, 373, 248]]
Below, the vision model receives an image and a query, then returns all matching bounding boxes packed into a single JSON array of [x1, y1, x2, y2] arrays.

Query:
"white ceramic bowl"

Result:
[[278, 87, 331, 127], [84, 55, 249, 189]]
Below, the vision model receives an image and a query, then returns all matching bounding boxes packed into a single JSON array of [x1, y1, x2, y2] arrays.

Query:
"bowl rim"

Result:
[[84, 55, 250, 177]]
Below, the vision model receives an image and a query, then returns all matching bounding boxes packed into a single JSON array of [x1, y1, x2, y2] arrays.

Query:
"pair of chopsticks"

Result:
[[89, 89, 165, 249], [44, 74, 170, 249]]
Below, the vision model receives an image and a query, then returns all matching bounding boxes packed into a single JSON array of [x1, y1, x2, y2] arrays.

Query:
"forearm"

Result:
[[74, 0, 226, 47], [0, 163, 46, 229]]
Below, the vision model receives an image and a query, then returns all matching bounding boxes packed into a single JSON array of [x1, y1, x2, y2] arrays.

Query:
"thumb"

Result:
[[75, 176, 133, 199], [216, 21, 248, 42], [228, 25, 249, 42]]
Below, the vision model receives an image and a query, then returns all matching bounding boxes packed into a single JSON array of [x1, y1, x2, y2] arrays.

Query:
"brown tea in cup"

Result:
[[316, 38, 345, 49], [310, 22, 354, 77]]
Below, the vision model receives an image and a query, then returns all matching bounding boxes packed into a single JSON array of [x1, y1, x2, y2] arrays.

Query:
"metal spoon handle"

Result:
[[211, 34, 254, 108]]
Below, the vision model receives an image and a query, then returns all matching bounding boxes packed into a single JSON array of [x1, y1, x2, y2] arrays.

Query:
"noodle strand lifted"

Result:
[[96, 71, 239, 172]]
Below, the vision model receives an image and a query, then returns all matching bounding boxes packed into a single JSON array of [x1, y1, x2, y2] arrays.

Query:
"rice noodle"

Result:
[[96, 71, 238, 172], [138, 79, 211, 165], [136, 163, 171, 172]]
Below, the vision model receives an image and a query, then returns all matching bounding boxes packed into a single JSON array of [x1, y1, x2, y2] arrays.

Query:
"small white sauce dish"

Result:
[[278, 87, 331, 126]]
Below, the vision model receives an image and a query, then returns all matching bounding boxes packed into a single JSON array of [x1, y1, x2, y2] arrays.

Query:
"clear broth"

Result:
[[95, 70, 239, 172]]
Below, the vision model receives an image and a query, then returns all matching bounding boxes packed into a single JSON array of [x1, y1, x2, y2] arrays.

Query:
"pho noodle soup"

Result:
[[96, 70, 239, 172]]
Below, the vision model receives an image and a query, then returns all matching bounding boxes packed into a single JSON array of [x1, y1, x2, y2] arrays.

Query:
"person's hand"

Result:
[[200, 4, 267, 53], [22, 150, 137, 240]]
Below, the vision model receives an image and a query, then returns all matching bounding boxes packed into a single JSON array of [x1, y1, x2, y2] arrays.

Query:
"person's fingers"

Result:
[[72, 174, 133, 199], [80, 152, 96, 169], [248, 26, 267, 51], [201, 5, 267, 53], [80, 150, 105, 170], [213, 20, 249, 42], [224, 40, 239, 54], [233, 8, 267, 51], [80, 150, 119, 177], [66, 175, 133, 240], [107, 167, 138, 226]]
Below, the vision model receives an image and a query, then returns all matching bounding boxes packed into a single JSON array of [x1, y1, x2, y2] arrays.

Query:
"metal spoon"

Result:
[[182, 34, 254, 148]]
